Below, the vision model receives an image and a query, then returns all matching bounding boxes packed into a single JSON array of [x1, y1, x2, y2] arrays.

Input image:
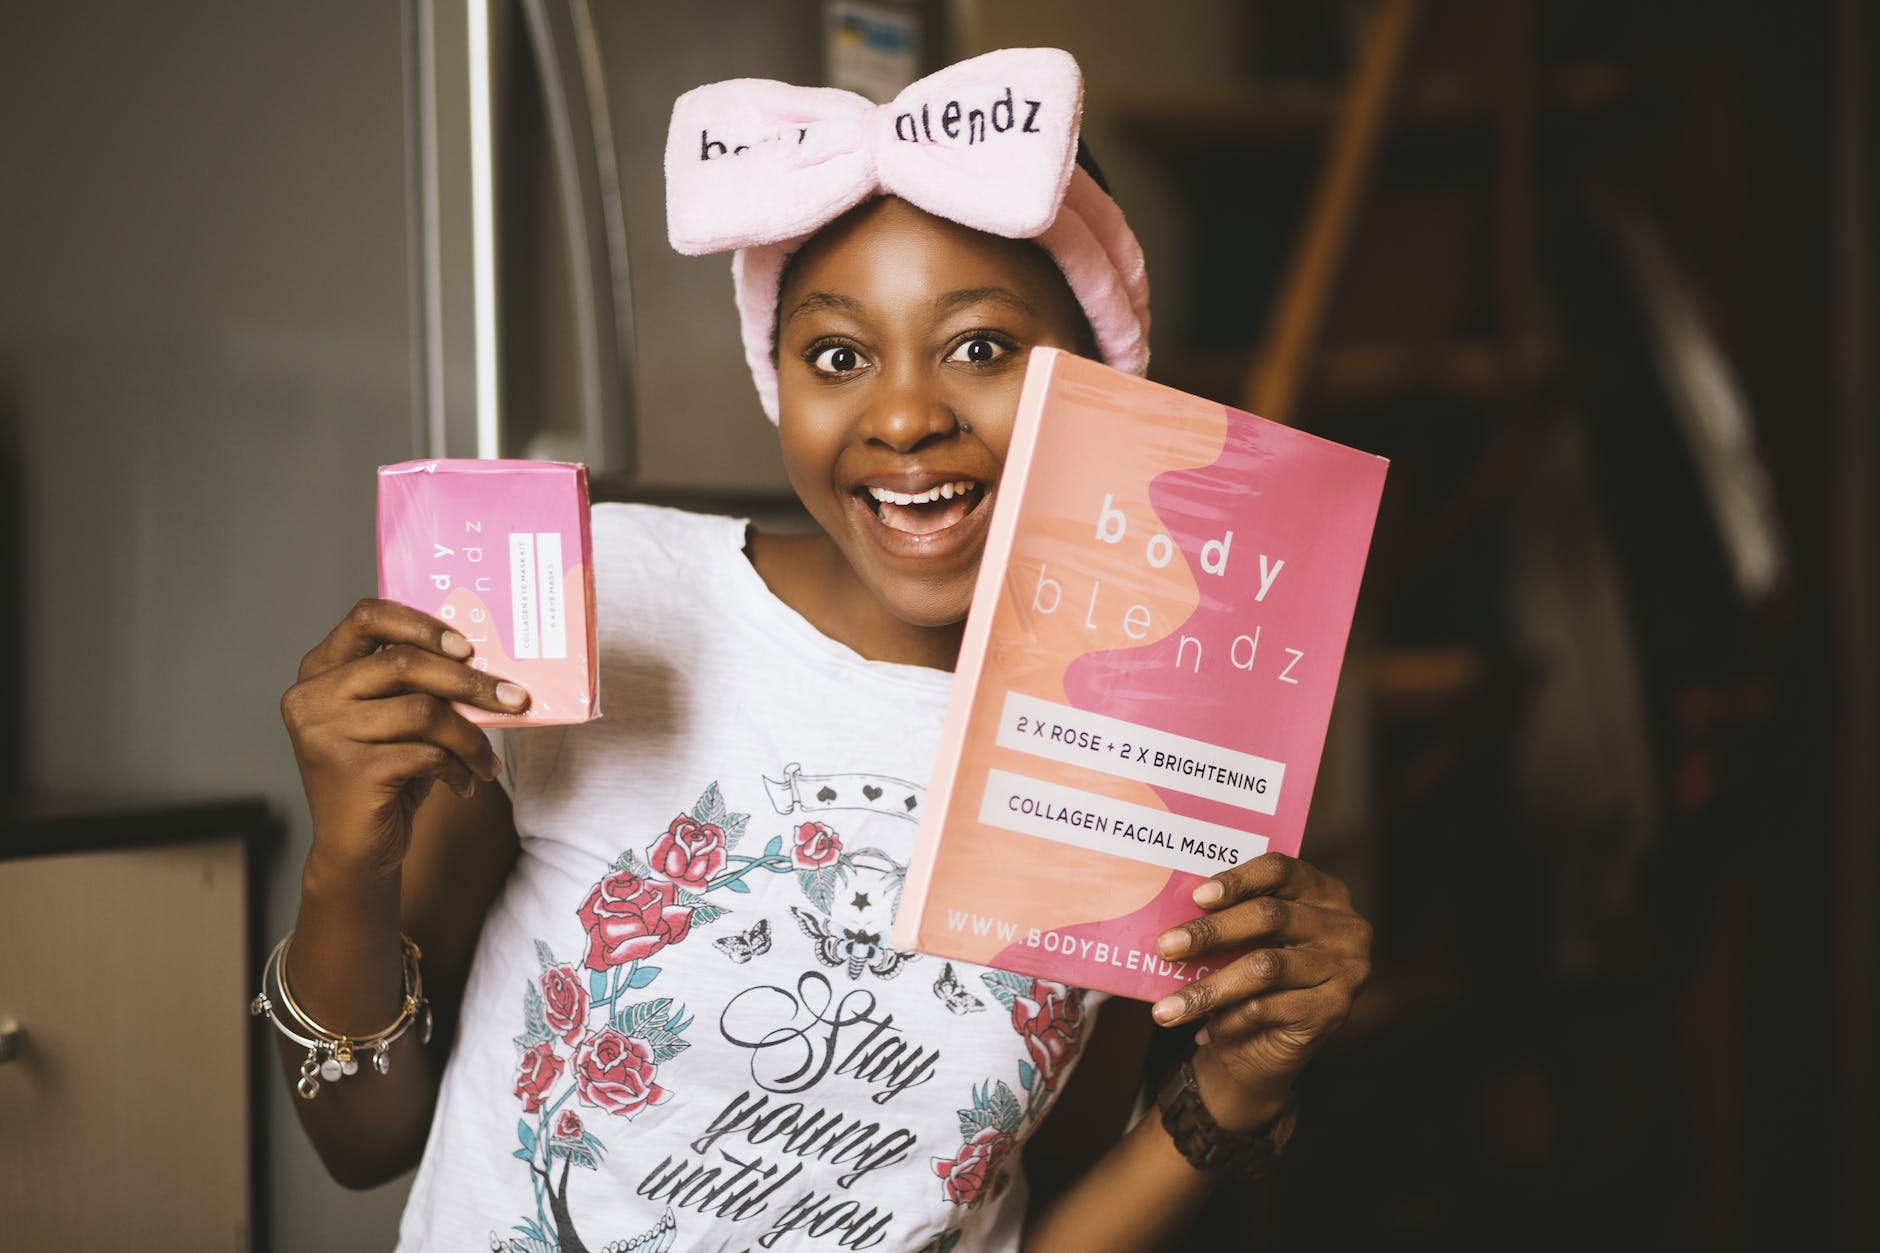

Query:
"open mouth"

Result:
[[861, 479, 986, 537]]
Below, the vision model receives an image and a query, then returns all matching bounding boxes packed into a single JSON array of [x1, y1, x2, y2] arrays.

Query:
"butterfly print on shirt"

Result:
[[712, 917, 772, 964], [789, 905, 919, 981], [933, 963, 987, 1015]]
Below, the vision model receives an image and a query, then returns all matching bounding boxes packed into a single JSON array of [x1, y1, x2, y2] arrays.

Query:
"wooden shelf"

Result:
[[1368, 647, 1488, 721], [1156, 335, 1560, 413], [1, 794, 272, 861], [1112, 59, 1629, 152]]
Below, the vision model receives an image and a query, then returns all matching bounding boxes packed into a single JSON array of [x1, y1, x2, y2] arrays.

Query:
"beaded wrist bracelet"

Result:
[[1156, 1058, 1300, 1176]]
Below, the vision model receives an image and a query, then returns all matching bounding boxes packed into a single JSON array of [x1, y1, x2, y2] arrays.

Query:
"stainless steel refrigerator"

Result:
[[406, 0, 935, 523]]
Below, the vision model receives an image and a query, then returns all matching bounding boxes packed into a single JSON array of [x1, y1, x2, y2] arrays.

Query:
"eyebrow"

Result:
[[935, 286, 1036, 317], [781, 284, 1037, 327], [783, 291, 865, 325]]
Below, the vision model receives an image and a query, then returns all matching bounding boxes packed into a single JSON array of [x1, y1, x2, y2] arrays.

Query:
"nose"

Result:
[[858, 370, 962, 452]]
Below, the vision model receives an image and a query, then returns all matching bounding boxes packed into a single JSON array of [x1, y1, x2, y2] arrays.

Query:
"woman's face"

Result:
[[775, 196, 1091, 633]]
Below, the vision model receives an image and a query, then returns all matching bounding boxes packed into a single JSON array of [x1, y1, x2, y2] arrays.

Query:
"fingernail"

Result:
[[1193, 880, 1224, 907], [452, 777, 475, 799], [490, 754, 504, 777], [1157, 930, 1190, 958], [1194, 1025, 1212, 1047], [1152, 996, 1184, 1024], [441, 630, 472, 659], [496, 681, 527, 708]]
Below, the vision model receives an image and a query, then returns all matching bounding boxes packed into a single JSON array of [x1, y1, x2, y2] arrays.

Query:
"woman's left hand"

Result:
[[1150, 852, 1372, 1131]]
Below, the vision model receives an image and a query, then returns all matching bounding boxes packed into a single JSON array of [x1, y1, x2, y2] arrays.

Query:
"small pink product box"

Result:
[[377, 459, 599, 726]]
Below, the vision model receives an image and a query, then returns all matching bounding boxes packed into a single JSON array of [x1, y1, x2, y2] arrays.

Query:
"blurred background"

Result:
[[1, 1, 1873, 1249]]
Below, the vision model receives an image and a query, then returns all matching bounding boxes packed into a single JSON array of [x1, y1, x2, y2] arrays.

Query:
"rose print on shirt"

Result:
[[932, 1079, 1025, 1208], [789, 821, 859, 914], [980, 972, 1087, 1105], [760, 761, 919, 920], [933, 975, 1090, 1206], [935, 1124, 1019, 1206], [1009, 979, 1087, 1090], [539, 965, 589, 1044], [506, 972, 689, 1250], [514, 1040, 565, 1114], [779, 830, 923, 978], [790, 819, 843, 869], [577, 870, 696, 967], [572, 1027, 671, 1117], [502, 769, 1063, 1246], [647, 814, 728, 889], [501, 779, 798, 1253]]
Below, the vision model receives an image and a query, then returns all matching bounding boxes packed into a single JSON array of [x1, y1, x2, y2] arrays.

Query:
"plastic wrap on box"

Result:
[[377, 459, 599, 726]]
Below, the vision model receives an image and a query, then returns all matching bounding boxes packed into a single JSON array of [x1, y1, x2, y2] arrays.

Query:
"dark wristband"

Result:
[[1156, 1059, 1298, 1176]]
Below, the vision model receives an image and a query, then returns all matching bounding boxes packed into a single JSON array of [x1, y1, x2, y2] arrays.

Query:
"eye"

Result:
[[948, 335, 1012, 366], [808, 343, 869, 376]]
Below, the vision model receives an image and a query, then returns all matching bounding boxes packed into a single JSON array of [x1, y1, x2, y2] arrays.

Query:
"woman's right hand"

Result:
[[280, 598, 528, 879]]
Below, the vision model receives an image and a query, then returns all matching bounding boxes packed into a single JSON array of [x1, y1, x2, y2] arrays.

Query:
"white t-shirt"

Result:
[[397, 504, 1105, 1253]]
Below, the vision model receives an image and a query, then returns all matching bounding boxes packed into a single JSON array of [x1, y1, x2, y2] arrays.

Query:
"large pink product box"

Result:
[[892, 350, 1388, 1001], [377, 459, 600, 726]]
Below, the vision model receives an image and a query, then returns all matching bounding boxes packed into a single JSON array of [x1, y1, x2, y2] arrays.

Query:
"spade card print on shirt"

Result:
[[762, 762, 923, 822]]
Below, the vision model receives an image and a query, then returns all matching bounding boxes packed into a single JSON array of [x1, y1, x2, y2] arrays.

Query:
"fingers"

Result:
[[1157, 894, 1371, 962], [1151, 945, 1353, 1029], [284, 601, 524, 874], [1148, 856, 1373, 1038], [1192, 852, 1347, 911], [298, 598, 475, 683], [1157, 853, 1368, 964], [282, 601, 528, 803], [374, 740, 477, 801], [1147, 858, 1375, 1097], [355, 692, 505, 783], [337, 644, 529, 716], [1193, 985, 1354, 1049], [287, 690, 497, 796]]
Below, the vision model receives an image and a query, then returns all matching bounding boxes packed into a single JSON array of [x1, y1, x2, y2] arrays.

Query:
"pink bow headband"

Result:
[[664, 47, 1150, 422]]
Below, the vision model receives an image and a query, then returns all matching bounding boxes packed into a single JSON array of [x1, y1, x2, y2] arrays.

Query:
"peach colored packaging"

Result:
[[892, 350, 1388, 1001], [377, 459, 599, 726]]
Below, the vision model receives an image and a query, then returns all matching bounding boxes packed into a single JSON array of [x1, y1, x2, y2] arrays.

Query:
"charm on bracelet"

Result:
[[251, 932, 428, 1099]]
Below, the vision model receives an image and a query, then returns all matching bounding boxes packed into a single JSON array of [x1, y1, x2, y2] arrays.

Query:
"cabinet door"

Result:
[[0, 837, 249, 1250]]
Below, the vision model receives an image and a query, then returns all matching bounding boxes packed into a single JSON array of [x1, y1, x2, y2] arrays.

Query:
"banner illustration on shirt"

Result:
[[763, 763, 923, 822], [764, 761, 924, 988]]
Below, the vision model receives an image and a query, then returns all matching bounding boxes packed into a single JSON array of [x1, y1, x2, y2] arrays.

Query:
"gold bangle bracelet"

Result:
[[276, 932, 423, 1042], [250, 931, 432, 1099]]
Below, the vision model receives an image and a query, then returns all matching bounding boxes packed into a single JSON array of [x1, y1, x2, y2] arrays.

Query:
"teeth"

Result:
[[867, 480, 975, 506]]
